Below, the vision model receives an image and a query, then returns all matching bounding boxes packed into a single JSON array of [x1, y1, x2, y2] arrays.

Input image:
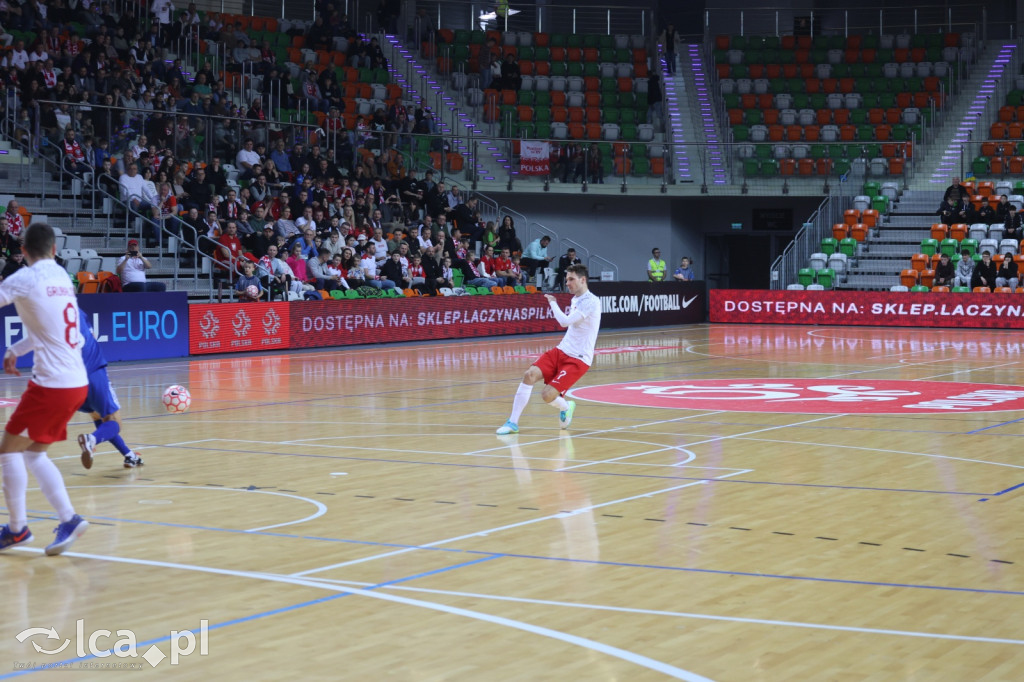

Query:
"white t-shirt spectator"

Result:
[[152, 0, 174, 24], [236, 147, 260, 170], [118, 173, 149, 203], [360, 253, 378, 278], [116, 255, 149, 284], [6, 47, 28, 70]]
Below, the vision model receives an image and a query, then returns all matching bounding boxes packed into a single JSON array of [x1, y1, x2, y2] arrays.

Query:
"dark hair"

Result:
[[22, 222, 55, 259], [652, 247, 660, 254], [566, 263, 589, 280]]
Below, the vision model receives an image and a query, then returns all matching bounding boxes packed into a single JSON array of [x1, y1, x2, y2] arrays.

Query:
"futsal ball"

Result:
[[162, 385, 192, 414], [246, 285, 259, 298]]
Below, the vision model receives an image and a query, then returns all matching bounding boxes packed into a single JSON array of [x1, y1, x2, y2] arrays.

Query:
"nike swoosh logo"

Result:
[[681, 295, 699, 308]]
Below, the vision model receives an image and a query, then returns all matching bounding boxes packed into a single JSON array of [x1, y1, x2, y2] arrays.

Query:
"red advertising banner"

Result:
[[290, 294, 571, 348], [189, 302, 291, 354], [710, 290, 1024, 329]]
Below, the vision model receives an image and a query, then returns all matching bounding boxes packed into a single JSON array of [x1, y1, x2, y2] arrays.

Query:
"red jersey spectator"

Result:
[[217, 220, 243, 278], [61, 129, 91, 176], [5, 200, 24, 238]]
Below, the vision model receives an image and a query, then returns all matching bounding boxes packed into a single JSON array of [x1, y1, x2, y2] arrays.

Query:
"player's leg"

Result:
[[497, 365, 544, 434], [0, 431, 34, 550], [80, 372, 142, 469]]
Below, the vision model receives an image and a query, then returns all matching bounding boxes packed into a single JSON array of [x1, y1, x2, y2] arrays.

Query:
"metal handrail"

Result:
[[589, 254, 620, 281]]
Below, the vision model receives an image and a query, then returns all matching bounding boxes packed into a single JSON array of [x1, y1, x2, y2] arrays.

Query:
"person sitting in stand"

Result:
[[996, 253, 1020, 290], [380, 250, 410, 290], [971, 250, 998, 292], [933, 252, 956, 288], [234, 259, 263, 301], [1004, 205, 1022, 243], [307, 249, 347, 292], [996, 195, 1013, 224], [556, 247, 582, 290], [673, 256, 696, 281], [936, 196, 967, 227], [976, 197, 997, 225], [492, 247, 519, 287], [116, 239, 166, 292], [942, 176, 970, 204], [61, 128, 92, 178], [953, 251, 974, 288]]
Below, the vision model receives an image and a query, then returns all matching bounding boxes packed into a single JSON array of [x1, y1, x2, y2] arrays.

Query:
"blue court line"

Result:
[[151, 442, 988, 497], [966, 416, 1024, 435], [13, 507, 1016, 599], [486, 552, 1024, 597], [993, 480, 1024, 496], [0, 554, 500, 679]]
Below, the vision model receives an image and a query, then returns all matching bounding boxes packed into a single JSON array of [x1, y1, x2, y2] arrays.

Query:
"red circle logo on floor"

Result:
[[569, 379, 1024, 414]]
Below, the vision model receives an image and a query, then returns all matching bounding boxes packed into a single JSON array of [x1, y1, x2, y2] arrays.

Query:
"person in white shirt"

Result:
[[116, 239, 165, 292], [235, 138, 260, 180], [0, 222, 90, 555], [5, 40, 28, 70], [359, 243, 396, 290], [497, 264, 601, 434]]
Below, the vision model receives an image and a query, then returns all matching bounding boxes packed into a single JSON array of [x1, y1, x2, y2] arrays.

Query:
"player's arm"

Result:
[[4, 329, 35, 376], [544, 295, 587, 327]]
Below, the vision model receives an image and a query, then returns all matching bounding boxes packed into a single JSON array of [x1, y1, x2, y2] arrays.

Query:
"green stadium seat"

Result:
[[910, 285, 930, 293], [798, 268, 815, 287], [816, 269, 835, 289], [960, 238, 979, 258], [920, 238, 938, 256], [839, 238, 857, 257], [820, 237, 838, 255], [939, 238, 959, 258]]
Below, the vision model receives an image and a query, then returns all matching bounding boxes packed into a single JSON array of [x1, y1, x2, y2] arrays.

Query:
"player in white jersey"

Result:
[[497, 264, 601, 434], [0, 222, 89, 556]]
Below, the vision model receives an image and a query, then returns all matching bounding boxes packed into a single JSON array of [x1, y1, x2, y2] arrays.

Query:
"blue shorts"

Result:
[[77, 366, 121, 418]]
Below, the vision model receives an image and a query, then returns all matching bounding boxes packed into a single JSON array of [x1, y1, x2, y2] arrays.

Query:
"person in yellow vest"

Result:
[[647, 247, 667, 282]]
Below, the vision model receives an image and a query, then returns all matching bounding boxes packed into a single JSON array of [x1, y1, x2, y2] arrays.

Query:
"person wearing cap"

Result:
[[116, 240, 165, 292], [251, 223, 277, 258], [354, 232, 370, 256]]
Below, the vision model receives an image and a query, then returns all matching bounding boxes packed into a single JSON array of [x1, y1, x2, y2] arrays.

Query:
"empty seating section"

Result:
[[435, 29, 663, 177], [976, 87, 1024, 175], [714, 32, 963, 177]]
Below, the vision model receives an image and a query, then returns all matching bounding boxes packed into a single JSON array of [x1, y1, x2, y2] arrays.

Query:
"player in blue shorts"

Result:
[[76, 315, 143, 469]]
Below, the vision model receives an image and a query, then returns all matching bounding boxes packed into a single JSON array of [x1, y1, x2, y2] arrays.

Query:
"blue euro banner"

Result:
[[0, 292, 189, 367]]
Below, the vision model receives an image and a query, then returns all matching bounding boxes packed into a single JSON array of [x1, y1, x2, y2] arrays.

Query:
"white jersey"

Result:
[[551, 290, 601, 366], [0, 259, 87, 388]]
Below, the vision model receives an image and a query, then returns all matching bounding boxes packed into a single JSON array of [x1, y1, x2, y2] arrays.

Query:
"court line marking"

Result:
[[13, 503, 1020, 597], [5, 548, 713, 682], [192, 435, 710, 471], [289, 480, 712, 577], [967, 415, 1024, 435], [59, 485, 326, 533], [558, 415, 842, 471], [729, 436, 1024, 472], [0, 554, 502, 680], [312, 579, 1024, 646], [465, 411, 728, 456], [111, 440, 982, 495]]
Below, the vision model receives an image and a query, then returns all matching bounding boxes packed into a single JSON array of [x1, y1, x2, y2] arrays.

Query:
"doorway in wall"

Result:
[[704, 234, 772, 290]]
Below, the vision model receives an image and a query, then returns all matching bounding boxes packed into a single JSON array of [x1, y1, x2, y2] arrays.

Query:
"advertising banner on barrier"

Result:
[[710, 289, 1024, 329], [290, 294, 571, 348], [589, 281, 706, 328], [0, 292, 189, 367], [189, 302, 290, 355]]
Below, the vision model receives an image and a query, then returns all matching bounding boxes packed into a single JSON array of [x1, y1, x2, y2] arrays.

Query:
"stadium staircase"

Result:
[[912, 41, 1017, 189]]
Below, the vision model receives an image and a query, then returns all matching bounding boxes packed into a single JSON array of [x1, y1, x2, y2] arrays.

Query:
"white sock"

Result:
[[1, 452, 28, 530], [550, 396, 569, 411], [23, 451, 75, 523], [509, 383, 533, 424]]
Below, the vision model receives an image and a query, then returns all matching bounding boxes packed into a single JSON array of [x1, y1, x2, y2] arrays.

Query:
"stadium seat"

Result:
[[900, 269, 919, 288], [815, 269, 835, 288]]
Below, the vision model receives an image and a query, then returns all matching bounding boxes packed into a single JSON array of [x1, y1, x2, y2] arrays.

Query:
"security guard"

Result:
[[647, 247, 667, 282]]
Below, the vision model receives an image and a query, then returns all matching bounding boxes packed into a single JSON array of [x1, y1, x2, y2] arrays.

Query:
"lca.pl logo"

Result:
[[14, 620, 209, 669]]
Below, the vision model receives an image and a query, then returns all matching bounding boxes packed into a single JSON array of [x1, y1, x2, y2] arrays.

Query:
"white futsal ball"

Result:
[[162, 385, 192, 414], [246, 285, 259, 298]]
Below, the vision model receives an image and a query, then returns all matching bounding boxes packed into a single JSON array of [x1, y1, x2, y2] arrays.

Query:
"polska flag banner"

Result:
[[520, 140, 550, 175]]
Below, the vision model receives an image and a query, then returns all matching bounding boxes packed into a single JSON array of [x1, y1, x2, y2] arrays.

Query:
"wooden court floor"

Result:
[[1, 323, 1024, 680]]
